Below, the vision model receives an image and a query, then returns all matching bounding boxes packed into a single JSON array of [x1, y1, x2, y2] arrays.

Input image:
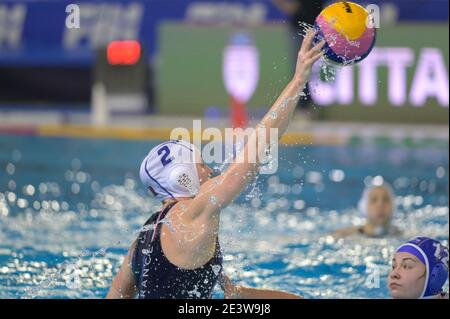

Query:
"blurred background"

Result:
[[0, 0, 448, 299], [0, 0, 448, 126]]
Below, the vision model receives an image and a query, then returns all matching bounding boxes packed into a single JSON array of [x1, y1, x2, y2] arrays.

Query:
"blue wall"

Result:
[[0, 0, 448, 66]]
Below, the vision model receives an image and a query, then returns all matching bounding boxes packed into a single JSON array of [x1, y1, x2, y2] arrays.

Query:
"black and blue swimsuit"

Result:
[[131, 202, 223, 299]]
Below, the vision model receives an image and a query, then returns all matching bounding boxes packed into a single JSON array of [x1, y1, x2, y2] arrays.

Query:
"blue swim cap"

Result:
[[396, 237, 449, 298]]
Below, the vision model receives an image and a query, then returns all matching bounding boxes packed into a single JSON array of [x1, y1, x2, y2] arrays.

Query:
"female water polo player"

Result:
[[106, 31, 326, 299], [389, 237, 449, 299], [332, 182, 401, 238]]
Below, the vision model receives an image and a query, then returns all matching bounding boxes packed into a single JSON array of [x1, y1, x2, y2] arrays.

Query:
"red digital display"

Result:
[[107, 40, 141, 65]]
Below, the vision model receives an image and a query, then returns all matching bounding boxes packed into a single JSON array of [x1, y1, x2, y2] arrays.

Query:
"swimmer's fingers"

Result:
[[308, 50, 325, 65], [303, 39, 325, 66], [308, 39, 326, 57], [294, 30, 324, 81], [299, 30, 316, 56]]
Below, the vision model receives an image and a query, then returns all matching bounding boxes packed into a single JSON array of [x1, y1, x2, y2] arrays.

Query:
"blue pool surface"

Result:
[[0, 135, 448, 299]]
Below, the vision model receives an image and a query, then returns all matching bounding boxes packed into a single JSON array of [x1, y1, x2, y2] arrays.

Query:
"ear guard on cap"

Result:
[[426, 244, 449, 296], [428, 262, 448, 295], [167, 163, 200, 197]]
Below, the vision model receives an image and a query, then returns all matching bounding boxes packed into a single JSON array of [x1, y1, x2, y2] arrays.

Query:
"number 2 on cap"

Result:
[[157, 146, 174, 166]]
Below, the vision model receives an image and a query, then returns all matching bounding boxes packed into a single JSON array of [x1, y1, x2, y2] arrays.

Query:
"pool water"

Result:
[[0, 135, 448, 299]]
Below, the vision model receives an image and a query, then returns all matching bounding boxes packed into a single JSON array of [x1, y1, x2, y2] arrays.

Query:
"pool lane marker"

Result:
[[35, 124, 347, 145], [10, 124, 449, 147]]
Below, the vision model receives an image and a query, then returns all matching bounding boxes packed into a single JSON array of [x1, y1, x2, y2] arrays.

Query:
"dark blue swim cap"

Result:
[[397, 237, 449, 298]]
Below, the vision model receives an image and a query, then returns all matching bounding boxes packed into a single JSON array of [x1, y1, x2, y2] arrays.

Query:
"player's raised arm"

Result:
[[188, 31, 325, 219]]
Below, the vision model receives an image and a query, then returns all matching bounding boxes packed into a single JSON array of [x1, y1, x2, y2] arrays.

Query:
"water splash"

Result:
[[0, 136, 448, 299]]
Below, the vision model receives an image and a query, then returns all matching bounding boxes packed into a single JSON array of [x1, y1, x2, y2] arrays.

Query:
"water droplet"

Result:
[[71, 158, 82, 170], [17, 198, 28, 209], [372, 175, 384, 186], [162, 217, 176, 233], [6, 163, 15, 175], [33, 201, 40, 210], [6, 192, 16, 203], [8, 180, 16, 190], [436, 166, 446, 179], [329, 169, 345, 182], [212, 264, 222, 276], [12, 150, 21, 162], [23, 184, 35, 196], [270, 111, 278, 120], [39, 183, 48, 194], [91, 181, 100, 192], [71, 183, 80, 194], [76, 172, 87, 183]]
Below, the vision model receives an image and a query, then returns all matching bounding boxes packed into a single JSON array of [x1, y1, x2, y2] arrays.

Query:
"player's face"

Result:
[[388, 252, 426, 299], [367, 187, 393, 226]]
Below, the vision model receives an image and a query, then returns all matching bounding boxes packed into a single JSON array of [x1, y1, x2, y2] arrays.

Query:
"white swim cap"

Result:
[[139, 140, 202, 201], [358, 181, 396, 216]]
